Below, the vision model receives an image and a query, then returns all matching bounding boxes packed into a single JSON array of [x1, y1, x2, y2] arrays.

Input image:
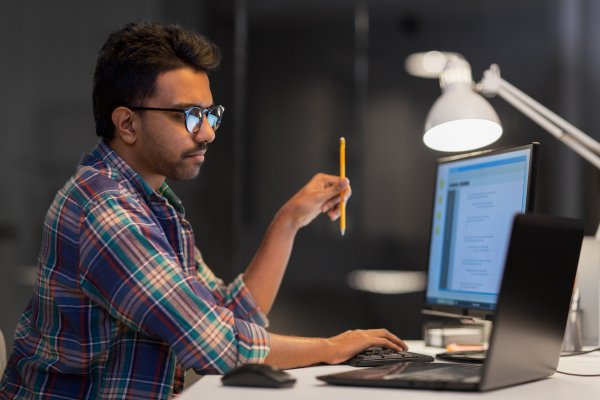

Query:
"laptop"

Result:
[[318, 213, 584, 391]]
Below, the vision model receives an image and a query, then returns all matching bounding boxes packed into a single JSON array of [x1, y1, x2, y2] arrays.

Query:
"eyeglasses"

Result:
[[129, 105, 225, 134]]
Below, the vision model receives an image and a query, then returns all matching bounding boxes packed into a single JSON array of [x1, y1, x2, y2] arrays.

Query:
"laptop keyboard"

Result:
[[344, 346, 434, 367], [384, 363, 481, 382]]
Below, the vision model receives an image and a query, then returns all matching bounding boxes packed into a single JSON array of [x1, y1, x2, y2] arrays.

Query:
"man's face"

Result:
[[134, 67, 216, 185]]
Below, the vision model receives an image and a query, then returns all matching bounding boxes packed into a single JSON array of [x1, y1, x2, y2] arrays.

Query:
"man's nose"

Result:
[[194, 115, 216, 143]]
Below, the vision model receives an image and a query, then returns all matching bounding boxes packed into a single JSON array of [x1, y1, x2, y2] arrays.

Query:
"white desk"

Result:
[[179, 341, 600, 400]]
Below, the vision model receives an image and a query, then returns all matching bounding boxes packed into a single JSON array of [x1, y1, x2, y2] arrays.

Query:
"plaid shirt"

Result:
[[0, 140, 270, 399]]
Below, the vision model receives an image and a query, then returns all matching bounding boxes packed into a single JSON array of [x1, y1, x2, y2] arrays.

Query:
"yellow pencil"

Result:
[[340, 137, 346, 236]]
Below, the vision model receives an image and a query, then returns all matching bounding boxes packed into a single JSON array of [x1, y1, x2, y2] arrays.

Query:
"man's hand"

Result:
[[278, 173, 352, 231], [323, 329, 408, 364], [264, 329, 408, 369]]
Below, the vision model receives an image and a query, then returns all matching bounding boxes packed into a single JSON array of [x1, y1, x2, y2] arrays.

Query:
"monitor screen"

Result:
[[424, 143, 538, 320]]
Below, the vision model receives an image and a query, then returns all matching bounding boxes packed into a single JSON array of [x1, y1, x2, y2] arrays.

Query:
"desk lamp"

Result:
[[421, 54, 600, 169]]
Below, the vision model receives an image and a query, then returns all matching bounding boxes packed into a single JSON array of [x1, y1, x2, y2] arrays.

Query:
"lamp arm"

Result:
[[499, 78, 600, 155], [498, 85, 600, 170], [478, 64, 600, 170]]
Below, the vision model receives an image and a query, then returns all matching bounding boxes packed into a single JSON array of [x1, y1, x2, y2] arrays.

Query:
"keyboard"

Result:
[[344, 346, 434, 367]]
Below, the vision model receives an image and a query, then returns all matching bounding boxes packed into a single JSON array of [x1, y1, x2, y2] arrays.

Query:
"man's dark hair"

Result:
[[93, 22, 221, 140]]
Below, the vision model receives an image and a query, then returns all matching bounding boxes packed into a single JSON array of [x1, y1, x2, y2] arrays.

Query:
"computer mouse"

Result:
[[221, 363, 296, 388]]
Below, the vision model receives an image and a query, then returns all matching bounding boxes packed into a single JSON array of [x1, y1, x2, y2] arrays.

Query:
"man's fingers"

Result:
[[366, 329, 408, 350], [322, 176, 349, 193], [321, 195, 342, 213], [321, 186, 351, 213], [370, 338, 403, 353]]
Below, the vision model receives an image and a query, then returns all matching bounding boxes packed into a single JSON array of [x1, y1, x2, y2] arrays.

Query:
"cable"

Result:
[[560, 347, 600, 357], [555, 370, 600, 377], [556, 347, 600, 377]]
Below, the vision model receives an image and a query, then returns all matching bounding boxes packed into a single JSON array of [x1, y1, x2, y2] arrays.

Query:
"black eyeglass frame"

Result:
[[129, 105, 225, 134]]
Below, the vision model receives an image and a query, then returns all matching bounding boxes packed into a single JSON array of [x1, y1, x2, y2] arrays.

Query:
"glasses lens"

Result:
[[207, 106, 223, 130], [184, 108, 204, 134], [206, 113, 220, 130], [186, 114, 200, 133]]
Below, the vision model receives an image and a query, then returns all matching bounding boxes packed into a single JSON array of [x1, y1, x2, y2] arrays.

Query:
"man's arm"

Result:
[[243, 173, 350, 315], [264, 329, 408, 369]]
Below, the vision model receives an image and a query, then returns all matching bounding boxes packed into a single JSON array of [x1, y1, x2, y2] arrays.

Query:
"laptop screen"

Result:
[[424, 143, 538, 319]]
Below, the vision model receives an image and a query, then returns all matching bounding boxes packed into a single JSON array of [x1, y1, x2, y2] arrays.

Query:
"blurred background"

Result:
[[1, 0, 600, 353]]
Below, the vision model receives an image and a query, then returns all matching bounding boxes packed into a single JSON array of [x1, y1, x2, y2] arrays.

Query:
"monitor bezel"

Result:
[[422, 142, 539, 321]]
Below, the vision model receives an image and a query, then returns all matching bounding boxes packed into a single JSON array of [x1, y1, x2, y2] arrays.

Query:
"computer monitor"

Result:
[[423, 143, 539, 320]]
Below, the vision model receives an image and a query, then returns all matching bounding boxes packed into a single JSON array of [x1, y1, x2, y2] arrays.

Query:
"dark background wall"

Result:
[[1, 0, 599, 352]]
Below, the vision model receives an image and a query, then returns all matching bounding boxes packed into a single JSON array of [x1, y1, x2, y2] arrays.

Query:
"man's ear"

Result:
[[112, 107, 138, 145]]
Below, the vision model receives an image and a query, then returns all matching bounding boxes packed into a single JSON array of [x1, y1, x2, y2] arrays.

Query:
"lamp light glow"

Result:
[[423, 119, 503, 152]]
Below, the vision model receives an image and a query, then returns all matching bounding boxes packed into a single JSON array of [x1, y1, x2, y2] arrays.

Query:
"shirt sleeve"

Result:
[[193, 248, 269, 328], [78, 192, 270, 374]]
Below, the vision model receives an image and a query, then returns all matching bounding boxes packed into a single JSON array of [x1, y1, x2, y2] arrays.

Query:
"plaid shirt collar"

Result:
[[81, 139, 186, 215]]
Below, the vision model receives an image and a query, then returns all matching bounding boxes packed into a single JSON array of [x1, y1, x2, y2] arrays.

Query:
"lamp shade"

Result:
[[424, 82, 503, 152]]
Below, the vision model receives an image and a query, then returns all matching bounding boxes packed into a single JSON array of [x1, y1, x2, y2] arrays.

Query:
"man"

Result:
[[0, 22, 406, 399]]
